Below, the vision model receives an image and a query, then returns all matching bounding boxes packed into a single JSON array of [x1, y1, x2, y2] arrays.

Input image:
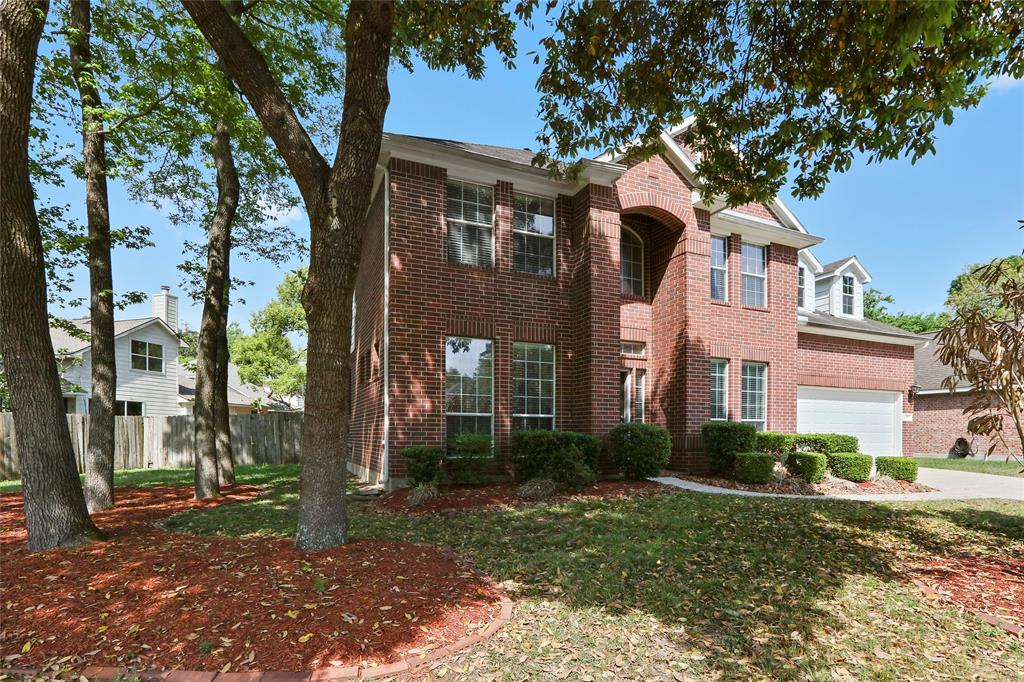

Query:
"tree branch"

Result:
[[180, 0, 329, 208]]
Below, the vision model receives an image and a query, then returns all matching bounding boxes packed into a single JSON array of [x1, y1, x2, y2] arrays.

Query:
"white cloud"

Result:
[[988, 73, 1023, 92]]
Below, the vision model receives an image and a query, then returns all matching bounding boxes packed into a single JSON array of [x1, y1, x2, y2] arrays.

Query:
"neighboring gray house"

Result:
[[51, 287, 182, 417], [177, 362, 300, 415]]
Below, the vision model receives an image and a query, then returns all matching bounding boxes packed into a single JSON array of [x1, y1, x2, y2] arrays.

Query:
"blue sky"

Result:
[[49, 28, 1024, 331]]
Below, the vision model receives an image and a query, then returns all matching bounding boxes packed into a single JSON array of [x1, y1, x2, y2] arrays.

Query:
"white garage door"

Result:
[[797, 387, 902, 457]]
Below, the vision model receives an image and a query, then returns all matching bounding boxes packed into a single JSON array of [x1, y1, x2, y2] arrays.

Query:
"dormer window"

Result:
[[842, 275, 855, 315]]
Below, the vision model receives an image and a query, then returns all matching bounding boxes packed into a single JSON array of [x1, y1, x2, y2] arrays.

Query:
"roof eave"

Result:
[[798, 318, 926, 347]]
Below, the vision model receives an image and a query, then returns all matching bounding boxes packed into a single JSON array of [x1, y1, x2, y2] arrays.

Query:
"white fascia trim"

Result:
[[820, 256, 872, 284], [380, 135, 625, 197], [800, 249, 824, 274], [798, 319, 925, 347], [712, 210, 824, 249], [915, 387, 972, 396]]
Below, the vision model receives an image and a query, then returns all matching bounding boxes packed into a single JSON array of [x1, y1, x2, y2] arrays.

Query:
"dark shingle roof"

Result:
[[802, 310, 925, 341], [386, 133, 540, 167], [913, 332, 955, 391], [49, 317, 163, 354], [819, 257, 856, 275]]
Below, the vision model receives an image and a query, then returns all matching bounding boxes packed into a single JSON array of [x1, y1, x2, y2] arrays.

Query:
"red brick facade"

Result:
[[907, 392, 1020, 456], [349, 148, 919, 484]]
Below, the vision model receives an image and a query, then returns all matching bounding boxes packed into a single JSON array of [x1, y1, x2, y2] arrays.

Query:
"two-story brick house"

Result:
[[349, 124, 925, 486]]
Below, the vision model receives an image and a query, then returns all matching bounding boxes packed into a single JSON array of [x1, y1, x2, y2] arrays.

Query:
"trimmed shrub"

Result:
[[444, 433, 493, 485], [876, 456, 918, 482], [793, 433, 859, 455], [827, 452, 873, 482], [790, 452, 827, 483], [407, 483, 439, 507], [401, 446, 445, 485], [609, 422, 672, 479], [734, 452, 776, 484], [511, 430, 602, 482], [755, 431, 793, 458], [515, 477, 559, 500], [702, 421, 757, 474]]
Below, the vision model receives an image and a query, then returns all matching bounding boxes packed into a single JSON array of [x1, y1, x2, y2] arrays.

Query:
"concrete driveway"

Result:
[[653, 467, 1023, 502]]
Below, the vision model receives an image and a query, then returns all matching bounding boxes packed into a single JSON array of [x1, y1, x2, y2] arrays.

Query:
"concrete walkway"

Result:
[[653, 467, 1023, 502]]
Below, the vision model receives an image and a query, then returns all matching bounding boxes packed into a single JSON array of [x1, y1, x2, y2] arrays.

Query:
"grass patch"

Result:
[[913, 456, 1024, 478], [163, 465, 1024, 680], [0, 464, 300, 494]]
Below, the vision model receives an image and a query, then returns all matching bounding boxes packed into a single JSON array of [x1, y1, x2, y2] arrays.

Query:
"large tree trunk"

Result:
[[194, 118, 239, 499], [182, 0, 394, 552], [0, 0, 104, 551], [69, 0, 116, 513], [215, 280, 235, 486]]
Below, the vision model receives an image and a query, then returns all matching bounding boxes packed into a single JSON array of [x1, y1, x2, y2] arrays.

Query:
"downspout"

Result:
[[381, 166, 391, 485]]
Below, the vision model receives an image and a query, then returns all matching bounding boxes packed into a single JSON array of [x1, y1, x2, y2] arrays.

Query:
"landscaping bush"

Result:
[[511, 430, 602, 482], [827, 452, 873, 482], [875, 456, 919, 482], [790, 452, 827, 483], [734, 452, 776, 484], [701, 421, 757, 474], [793, 433, 859, 455], [444, 433, 493, 485], [400, 446, 445, 485], [407, 482, 439, 507], [609, 422, 672, 479], [755, 431, 793, 458], [515, 477, 559, 500]]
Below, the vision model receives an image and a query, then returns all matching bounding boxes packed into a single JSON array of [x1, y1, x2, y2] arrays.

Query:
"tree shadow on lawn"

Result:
[[168, 485, 1024, 679]]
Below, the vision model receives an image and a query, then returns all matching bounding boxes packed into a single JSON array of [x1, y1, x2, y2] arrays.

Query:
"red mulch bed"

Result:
[[909, 555, 1024, 633], [677, 470, 936, 496], [370, 480, 673, 515], [0, 486, 502, 672]]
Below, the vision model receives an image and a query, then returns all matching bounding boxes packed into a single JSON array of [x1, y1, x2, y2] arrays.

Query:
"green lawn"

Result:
[[914, 456, 1024, 478], [0, 464, 301, 494], [155, 465, 1024, 680]]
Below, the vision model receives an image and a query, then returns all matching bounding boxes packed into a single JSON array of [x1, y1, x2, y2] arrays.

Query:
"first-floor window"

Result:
[[445, 337, 493, 437], [635, 369, 646, 423], [709, 358, 728, 420], [741, 362, 767, 431], [512, 342, 555, 430], [115, 400, 144, 416], [620, 370, 632, 422], [620, 368, 645, 422]]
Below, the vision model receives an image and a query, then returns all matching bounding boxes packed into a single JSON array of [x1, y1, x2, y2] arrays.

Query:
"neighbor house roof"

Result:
[[914, 332, 955, 392], [49, 317, 175, 354], [801, 311, 925, 343], [178, 363, 299, 412]]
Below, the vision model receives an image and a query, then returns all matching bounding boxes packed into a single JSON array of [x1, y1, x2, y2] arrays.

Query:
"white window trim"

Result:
[[741, 242, 768, 308], [444, 336, 495, 441], [620, 340, 646, 357], [741, 361, 768, 430], [512, 191, 557, 277], [841, 275, 855, 316], [620, 225, 645, 297], [446, 179, 495, 267], [711, 235, 729, 302], [512, 341, 557, 430], [709, 358, 729, 421], [620, 370, 632, 422], [130, 339, 164, 374]]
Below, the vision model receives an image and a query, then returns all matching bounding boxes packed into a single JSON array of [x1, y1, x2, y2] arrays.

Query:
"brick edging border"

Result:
[[912, 578, 1023, 636], [0, 593, 513, 681]]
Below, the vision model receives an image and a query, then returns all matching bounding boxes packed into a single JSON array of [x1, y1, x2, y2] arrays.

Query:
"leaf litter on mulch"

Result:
[[0, 485, 502, 672]]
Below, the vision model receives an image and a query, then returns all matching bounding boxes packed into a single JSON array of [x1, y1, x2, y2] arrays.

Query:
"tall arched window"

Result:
[[620, 226, 644, 296]]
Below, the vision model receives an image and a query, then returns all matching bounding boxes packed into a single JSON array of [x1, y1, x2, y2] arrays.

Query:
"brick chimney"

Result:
[[152, 285, 178, 332]]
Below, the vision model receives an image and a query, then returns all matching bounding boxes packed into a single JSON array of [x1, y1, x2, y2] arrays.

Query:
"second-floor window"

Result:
[[447, 180, 493, 267], [620, 227, 644, 296], [741, 243, 767, 307], [513, 193, 555, 276], [842, 275, 855, 315], [797, 265, 806, 308], [130, 340, 163, 372], [711, 236, 728, 301]]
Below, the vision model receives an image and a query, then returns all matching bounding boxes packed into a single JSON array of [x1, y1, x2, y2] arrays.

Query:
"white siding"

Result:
[[814, 277, 831, 313]]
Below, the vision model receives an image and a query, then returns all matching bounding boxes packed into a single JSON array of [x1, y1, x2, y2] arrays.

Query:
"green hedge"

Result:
[[444, 433, 493, 485], [609, 422, 672, 479], [875, 456, 918, 482], [510, 430, 600, 489], [790, 452, 827, 483], [702, 421, 757, 474], [734, 452, 776, 484], [400, 446, 446, 485], [755, 432, 794, 458], [793, 433, 859, 455], [827, 452, 873, 482]]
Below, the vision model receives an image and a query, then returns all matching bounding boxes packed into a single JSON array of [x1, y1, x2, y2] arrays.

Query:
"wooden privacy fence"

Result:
[[0, 412, 303, 479]]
